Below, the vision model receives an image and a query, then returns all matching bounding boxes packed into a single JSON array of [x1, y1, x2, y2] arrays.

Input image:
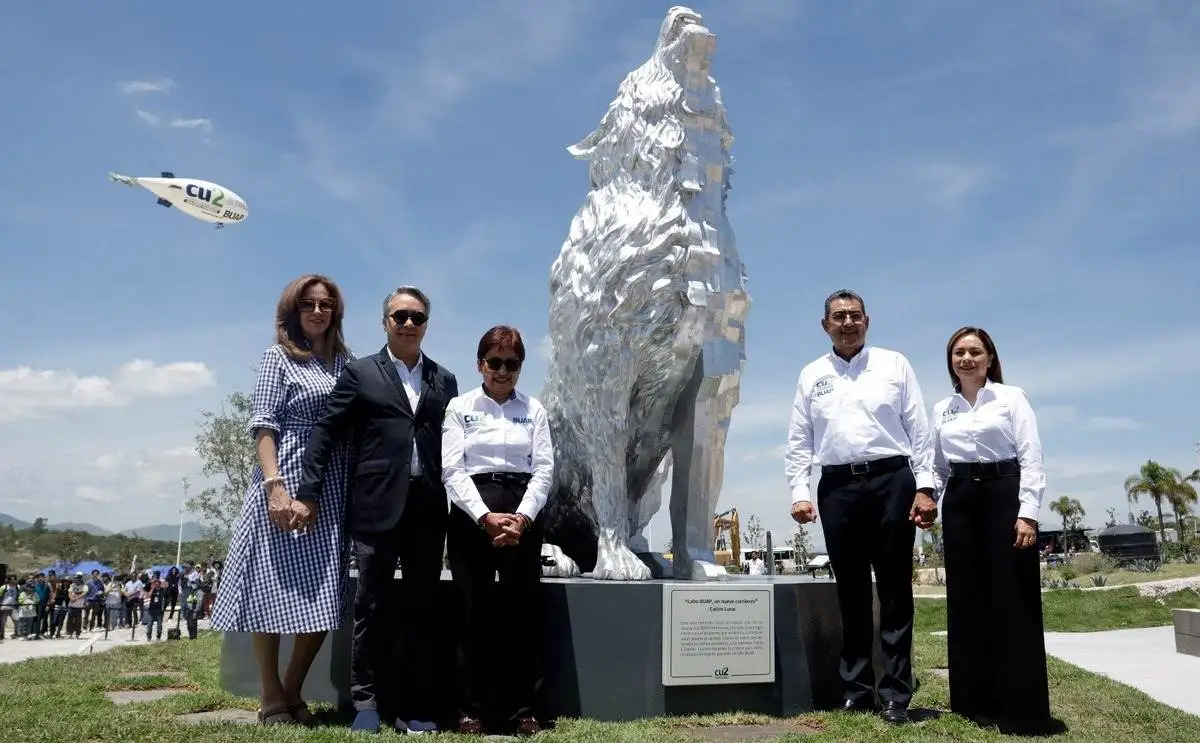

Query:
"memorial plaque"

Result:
[[662, 583, 775, 686]]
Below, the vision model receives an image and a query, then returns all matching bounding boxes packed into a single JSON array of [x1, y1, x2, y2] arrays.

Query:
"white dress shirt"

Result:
[[387, 347, 424, 477], [931, 381, 1046, 522], [785, 345, 935, 502], [441, 386, 554, 523]]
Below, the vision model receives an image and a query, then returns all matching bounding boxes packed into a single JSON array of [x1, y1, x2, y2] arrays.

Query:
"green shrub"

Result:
[[1091, 573, 1108, 587], [1070, 552, 1117, 575]]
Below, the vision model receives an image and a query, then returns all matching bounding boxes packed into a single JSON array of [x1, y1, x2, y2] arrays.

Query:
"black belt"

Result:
[[822, 454, 909, 478], [949, 458, 1019, 479], [470, 471, 531, 486]]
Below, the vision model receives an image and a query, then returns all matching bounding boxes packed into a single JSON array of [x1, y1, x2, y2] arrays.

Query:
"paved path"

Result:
[[1043, 626, 1200, 717], [0, 619, 212, 665]]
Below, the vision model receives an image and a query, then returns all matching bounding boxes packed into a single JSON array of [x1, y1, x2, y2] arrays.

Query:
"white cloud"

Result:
[[1006, 330, 1200, 399], [1035, 405, 1140, 432], [746, 156, 993, 216], [911, 161, 990, 208], [352, 0, 591, 139], [118, 78, 175, 95], [75, 486, 121, 504], [135, 109, 161, 126], [4, 444, 207, 528], [0, 359, 216, 423], [168, 117, 213, 133]]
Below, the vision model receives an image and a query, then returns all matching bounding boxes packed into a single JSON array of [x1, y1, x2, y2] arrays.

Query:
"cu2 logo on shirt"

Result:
[[463, 413, 485, 428], [941, 404, 960, 422], [812, 375, 835, 398]]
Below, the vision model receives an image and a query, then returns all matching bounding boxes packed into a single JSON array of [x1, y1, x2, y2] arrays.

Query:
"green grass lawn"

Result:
[[914, 560, 1200, 596], [2, 588, 1198, 742]]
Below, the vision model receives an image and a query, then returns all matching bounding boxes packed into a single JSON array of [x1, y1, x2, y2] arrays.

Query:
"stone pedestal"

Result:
[[218, 573, 882, 722], [1174, 608, 1200, 657]]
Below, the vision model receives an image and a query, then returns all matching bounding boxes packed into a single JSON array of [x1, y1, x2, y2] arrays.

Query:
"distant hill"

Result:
[[53, 522, 113, 535], [0, 514, 110, 534], [0, 513, 30, 530], [121, 522, 204, 542], [0, 513, 204, 542]]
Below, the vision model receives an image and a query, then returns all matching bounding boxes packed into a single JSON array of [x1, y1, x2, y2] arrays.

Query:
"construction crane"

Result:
[[712, 508, 741, 567]]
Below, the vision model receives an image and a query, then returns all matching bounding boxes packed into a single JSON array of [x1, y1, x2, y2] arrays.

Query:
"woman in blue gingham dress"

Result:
[[211, 274, 354, 726]]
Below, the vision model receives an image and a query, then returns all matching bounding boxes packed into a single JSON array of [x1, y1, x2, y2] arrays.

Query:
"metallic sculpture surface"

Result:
[[541, 6, 749, 581]]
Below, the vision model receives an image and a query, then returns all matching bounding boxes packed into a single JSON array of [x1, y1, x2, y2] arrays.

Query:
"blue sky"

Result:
[[2, 1, 1198, 552]]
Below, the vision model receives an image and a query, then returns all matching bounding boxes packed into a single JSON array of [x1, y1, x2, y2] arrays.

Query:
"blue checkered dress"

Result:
[[210, 344, 353, 634]]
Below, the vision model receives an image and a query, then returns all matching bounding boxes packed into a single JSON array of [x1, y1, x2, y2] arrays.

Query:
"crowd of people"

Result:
[[0, 561, 221, 643]]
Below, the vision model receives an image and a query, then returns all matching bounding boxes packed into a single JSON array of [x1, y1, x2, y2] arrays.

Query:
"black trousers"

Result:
[[942, 467, 1052, 734], [817, 458, 916, 706], [350, 478, 448, 721], [446, 476, 544, 728]]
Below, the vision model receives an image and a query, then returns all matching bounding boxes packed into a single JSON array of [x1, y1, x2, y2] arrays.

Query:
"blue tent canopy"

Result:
[[40, 560, 116, 576]]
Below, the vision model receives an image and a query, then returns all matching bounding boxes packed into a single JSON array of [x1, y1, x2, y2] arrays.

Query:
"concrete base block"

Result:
[[218, 574, 883, 722], [1174, 609, 1200, 657]]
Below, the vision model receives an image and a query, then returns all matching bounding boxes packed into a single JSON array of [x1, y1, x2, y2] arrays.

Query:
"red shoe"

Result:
[[516, 716, 541, 736], [457, 716, 484, 734]]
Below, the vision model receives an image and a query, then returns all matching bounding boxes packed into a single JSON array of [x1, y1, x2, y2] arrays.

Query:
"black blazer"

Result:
[[297, 346, 459, 534]]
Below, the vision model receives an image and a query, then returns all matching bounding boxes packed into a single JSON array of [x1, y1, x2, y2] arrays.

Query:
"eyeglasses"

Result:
[[389, 310, 428, 326], [299, 298, 337, 313], [829, 311, 864, 324], [484, 357, 521, 372]]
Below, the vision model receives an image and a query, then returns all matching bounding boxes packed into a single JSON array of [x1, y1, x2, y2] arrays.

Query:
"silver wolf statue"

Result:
[[540, 6, 750, 581]]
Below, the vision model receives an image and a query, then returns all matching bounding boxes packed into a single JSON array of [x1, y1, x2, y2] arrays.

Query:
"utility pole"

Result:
[[176, 478, 189, 569]]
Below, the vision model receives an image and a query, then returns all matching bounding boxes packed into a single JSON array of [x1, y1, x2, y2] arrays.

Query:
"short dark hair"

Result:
[[382, 286, 430, 317], [476, 325, 526, 362], [823, 289, 865, 318], [945, 326, 1004, 392]]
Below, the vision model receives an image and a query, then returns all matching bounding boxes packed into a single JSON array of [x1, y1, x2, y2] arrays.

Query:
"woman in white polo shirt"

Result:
[[441, 325, 554, 737], [932, 326, 1052, 736]]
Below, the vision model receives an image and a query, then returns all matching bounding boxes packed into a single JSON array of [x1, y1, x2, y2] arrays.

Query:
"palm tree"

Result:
[[1049, 496, 1084, 547], [1124, 460, 1182, 543], [1167, 473, 1199, 542]]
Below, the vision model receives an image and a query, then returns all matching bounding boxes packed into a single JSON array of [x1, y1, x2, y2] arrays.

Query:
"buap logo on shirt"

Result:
[[812, 375, 835, 398]]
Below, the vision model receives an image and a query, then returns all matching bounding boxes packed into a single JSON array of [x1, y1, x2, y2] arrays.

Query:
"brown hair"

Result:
[[274, 274, 349, 363], [946, 326, 1003, 392], [476, 325, 526, 363]]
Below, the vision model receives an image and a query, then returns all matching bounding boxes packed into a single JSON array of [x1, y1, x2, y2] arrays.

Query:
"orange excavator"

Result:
[[712, 508, 741, 568]]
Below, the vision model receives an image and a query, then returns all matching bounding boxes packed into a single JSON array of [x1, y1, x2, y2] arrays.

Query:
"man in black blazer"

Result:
[[297, 285, 458, 734]]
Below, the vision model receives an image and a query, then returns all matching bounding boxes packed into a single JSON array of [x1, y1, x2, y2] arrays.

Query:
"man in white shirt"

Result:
[[785, 290, 937, 724]]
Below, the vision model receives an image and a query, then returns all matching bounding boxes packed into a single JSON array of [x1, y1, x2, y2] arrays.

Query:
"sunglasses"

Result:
[[483, 357, 521, 372], [389, 309, 428, 326], [298, 298, 337, 312]]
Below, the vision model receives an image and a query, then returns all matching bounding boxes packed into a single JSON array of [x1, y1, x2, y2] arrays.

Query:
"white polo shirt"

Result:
[[441, 385, 554, 523], [932, 381, 1046, 521], [785, 345, 935, 502]]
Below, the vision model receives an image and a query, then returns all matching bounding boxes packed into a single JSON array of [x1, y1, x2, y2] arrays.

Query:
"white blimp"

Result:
[[108, 171, 249, 228]]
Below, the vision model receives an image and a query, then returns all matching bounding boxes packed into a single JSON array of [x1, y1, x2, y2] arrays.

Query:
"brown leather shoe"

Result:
[[516, 716, 540, 736], [457, 716, 485, 734]]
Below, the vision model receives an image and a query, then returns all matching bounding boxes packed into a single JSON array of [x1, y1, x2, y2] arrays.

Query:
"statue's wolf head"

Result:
[[564, 6, 731, 196]]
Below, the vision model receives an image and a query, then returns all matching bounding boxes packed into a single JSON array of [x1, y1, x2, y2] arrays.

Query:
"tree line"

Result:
[[0, 522, 217, 576]]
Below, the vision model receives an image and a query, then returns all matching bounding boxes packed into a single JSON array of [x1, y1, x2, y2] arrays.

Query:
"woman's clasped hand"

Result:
[[265, 481, 318, 532]]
